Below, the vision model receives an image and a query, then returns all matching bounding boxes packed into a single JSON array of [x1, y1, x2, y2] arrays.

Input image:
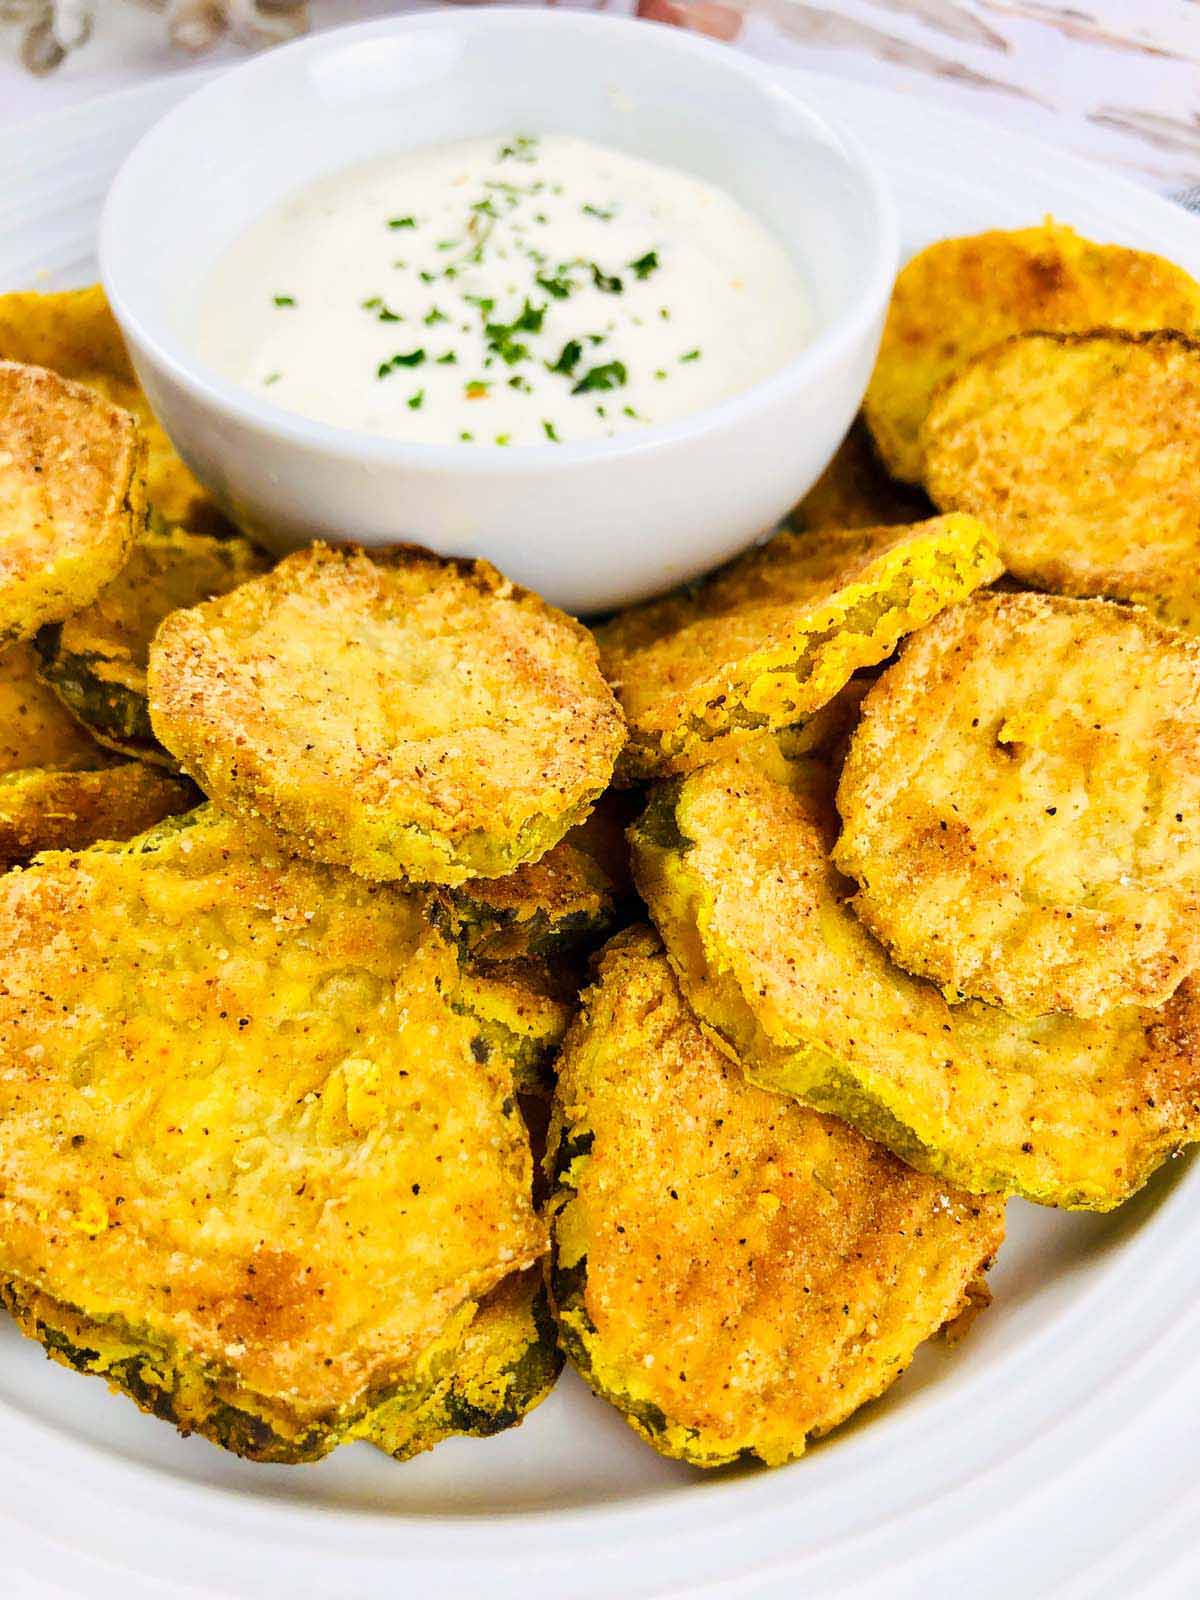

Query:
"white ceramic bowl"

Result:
[[100, 9, 897, 613]]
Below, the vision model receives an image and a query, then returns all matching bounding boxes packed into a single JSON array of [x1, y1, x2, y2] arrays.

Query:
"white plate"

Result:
[[3, 62, 1200, 1600]]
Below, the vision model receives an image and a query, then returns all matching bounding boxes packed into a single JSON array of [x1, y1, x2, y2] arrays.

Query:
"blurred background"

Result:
[[2, 2, 1196, 192]]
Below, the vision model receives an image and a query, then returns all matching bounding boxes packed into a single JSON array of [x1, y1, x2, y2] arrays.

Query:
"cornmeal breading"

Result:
[[0, 360, 144, 640], [863, 221, 1200, 482], [148, 543, 625, 885], [631, 755, 1200, 1209], [922, 331, 1200, 631], [548, 928, 1003, 1467], [595, 514, 1001, 782]]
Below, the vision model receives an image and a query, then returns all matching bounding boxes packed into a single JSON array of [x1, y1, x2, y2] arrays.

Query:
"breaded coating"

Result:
[[0, 640, 194, 868], [148, 544, 625, 885], [864, 222, 1200, 482], [921, 331, 1200, 630], [0, 361, 144, 640], [438, 801, 632, 961], [37, 523, 270, 764], [353, 1268, 561, 1461], [631, 754, 1200, 1209], [791, 417, 933, 534], [836, 593, 1200, 1017], [0, 808, 545, 1460], [595, 514, 1001, 782], [451, 956, 577, 1095], [0, 287, 219, 531], [548, 928, 1003, 1468]]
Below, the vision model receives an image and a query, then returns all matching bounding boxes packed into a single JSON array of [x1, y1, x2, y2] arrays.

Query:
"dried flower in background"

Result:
[[4, 0, 307, 73]]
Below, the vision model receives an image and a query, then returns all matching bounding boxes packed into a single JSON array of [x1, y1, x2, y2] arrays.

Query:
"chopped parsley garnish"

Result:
[[263, 372, 282, 386], [572, 360, 627, 395], [272, 294, 296, 307], [629, 250, 660, 280], [542, 420, 561, 442], [388, 216, 416, 229], [680, 348, 702, 362], [659, 306, 671, 320], [376, 349, 426, 378], [548, 339, 583, 376], [362, 297, 402, 323], [407, 389, 425, 410], [484, 298, 545, 364], [460, 431, 474, 442], [508, 374, 532, 393], [495, 433, 512, 446], [465, 381, 490, 399], [436, 351, 458, 365], [436, 239, 461, 252], [590, 264, 623, 295], [536, 272, 573, 300], [424, 306, 449, 326], [498, 135, 538, 163], [654, 368, 668, 381], [465, 294, 495, 317], [471, 197, 499, 219], [583, 203, 616, 221], [419, 270, 437, 285]]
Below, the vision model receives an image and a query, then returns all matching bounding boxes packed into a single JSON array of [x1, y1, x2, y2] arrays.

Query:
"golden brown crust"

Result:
[[835, 592, 1200, 1017], [0, 360, 145, 640], [147, 543, 625, 885], [864, 222, 1200, 482], [921, 330, 1200, 630], [631, 754, 1200, 1209], [37, 523, 270, 763], [0, 287, 221, 532], [548, 928, 1004, 1467], [0, 808, 545, 1441], [0, 763, 197, 871], [595, 514, 1001, 782], [791, 417, 934, 534], [0, 639, 110, 773]]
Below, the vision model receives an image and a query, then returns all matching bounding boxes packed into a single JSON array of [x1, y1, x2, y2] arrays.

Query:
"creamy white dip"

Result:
[[199, 133, 810, 447]]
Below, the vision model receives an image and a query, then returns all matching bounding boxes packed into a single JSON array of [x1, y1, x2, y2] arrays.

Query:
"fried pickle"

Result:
[[148, 544, 625, 885], [921, 331, 1200, 629], [0, 361, 144, 640], [863, 222, 1200, 482], [0, 287, 219, 531], [548, 928, 1004, 1467], [595, 514, 1001, 782], [451, 956, 577, 1095], [0, 640, 194, 868], [835, 592, 1200, 1017], [631, 754, 1200, 1209], [0, 808, 545, 1460], [790, 417, 933, 534], [353, 1268, 561, 1461], [36, 523, 270, 764], [438, 801, 632, 961]]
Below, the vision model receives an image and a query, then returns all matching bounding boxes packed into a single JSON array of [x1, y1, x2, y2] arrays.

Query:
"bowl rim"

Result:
[[99, 6, 899, 473]]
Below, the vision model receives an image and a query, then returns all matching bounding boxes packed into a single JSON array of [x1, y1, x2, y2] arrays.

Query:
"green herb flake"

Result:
[[377, 349, 427, 378], [498, 135, 538, 163], [542, 420, 561, 443], [572, 360, 627, 396], [424, 306, 449, 326], [272, 294, 296, 307], [680, 348, 702, 362], [388, 216, 416, 230], [590, 264, 623, 295], [629, 250, 660, 280], [654, 368, 668, 381], [508, 374, 532, 393], [465, 380, 490, 400], [407, 389, 425, 410], [263, 372, 282, 386], [436, 351, 458, 365], [460, 431, 474, 442], [547, 339, 583, 376], [583, 203, 616, 221], [495, 433, 512, 446], [536, 272, 573, 300]]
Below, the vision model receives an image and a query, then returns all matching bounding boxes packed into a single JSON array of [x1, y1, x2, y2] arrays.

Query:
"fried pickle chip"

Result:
[[595, 514, 1001, 782], [452, 956, 577, 1095], [548, 928, 1003, 1467], [438, 802, 631, 961], [148, 544, 625, 885], [0, 287, 219, 531], [354, 1268, 561, 1461], [0, 640, 194, 867], [790, 417, 933, 534], [835, 592, 1200, 1016], [0, 808, 545, 1460], [36, 523, 270, 763], [921, 331, 1200, 629], [632, 755, 1200, 1209], [863, 221, 1200, 482], [0, 361, 144, 640]]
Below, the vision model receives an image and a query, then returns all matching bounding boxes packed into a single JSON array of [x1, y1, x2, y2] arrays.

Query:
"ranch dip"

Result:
[[199, 133, 810, 447]]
